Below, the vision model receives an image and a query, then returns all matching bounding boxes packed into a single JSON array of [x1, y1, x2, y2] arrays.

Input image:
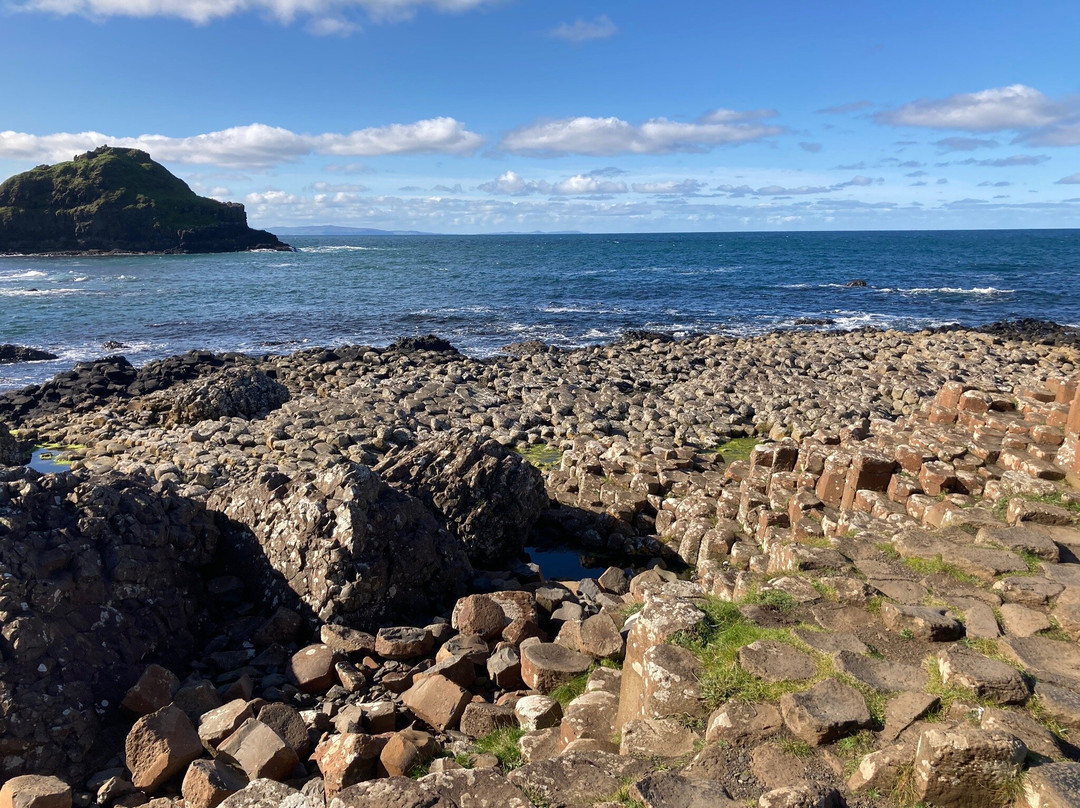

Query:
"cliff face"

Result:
[[0, 146, 290, 254]]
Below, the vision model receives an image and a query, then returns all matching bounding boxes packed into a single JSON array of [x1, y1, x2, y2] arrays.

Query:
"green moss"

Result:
[[744, 588, 799, 615], [902, 555, 980, 586], [672, 597, 819, 708], [709, 437, 761, 464], [514, 443, 563, 471], [776, 736, 815, 758], [472, 727, 526, 771]]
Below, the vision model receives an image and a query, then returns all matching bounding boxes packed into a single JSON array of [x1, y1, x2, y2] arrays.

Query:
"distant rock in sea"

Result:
[[0, 344, 58, 364], [0, 146, 291, 255]]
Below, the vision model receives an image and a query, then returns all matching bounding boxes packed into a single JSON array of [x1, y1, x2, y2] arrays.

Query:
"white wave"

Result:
[[539, 304, 626, 314], [0, 269, 48, 281], [300, 245, 383, 254], [0, 287, 83, 297], [881, 286, 1015, 296]]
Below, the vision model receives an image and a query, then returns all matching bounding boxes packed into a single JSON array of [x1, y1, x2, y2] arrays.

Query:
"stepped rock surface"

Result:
[[0, 147, 289, 255], [0, 322, 1079, 808]]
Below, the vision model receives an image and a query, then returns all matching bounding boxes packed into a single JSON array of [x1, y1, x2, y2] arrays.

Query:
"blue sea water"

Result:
[[1, 229, 1078, 392]]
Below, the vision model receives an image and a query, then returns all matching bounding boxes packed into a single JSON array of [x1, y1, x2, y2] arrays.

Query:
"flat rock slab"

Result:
[[834, 649, 928, 692], [507, 751, 654, 808], [976, 524, 1060, 562], [780, 678, 872, 746], [630, 771, 740, 808], [421, 768, 534, 808], [1021, 762, 1080, 808], [882, 692, 940, 742], [619, 718, 698, 760], [999, 603, 1053, 637], [881, 602, 964, 641], [1001, 636, 1080, 689], [706, 701, 783, 746], [937, 648, 1031, 705], [330, 777, 452, 808], [793, 628, 869, 656], [738, 640, 817, 682], [1035, 683, 1080, 732], [520, 642, 593, 693], [981, 708, 1064, 761]]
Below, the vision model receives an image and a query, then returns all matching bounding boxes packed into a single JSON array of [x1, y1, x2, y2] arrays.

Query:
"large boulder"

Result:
[[136, 365, 289, 426], [375, 429, 548, 566], [209, 462, 470, 628], [0, 468, 219, 782]]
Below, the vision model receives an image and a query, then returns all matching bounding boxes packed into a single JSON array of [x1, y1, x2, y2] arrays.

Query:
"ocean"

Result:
[[1, 229, 1078, 392]]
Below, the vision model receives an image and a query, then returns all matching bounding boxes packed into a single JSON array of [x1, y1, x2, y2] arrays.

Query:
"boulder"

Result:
[[0, 775, 72, 808], [1020, 762, 1080, 808], [257, 703, 310, 758], [780, 678, 872, 746], [937, 648, 1031, 705], [215, 718, 299, 782], [506, 751, 653, 808], [218, 779, 311, 808], [197, 700, 254, 752], [0, 421, 23, 466], [375, 429, 549, 566], [706, 701, 783, 745], [738, 640, 817, 682], [0, 345, 58, 364], [630, 771, 739, 808], [451, 595, 506, 640], [880, 602, 964, 641], [0, 468, 219, 782], [314, 734, 385, 798], [520, 643, 593, 693], [329, 777, 452, 808], [121, 665, 181, 717], [209, 463, 470, 628], [288, 644, 341, 692], [125, 705, 204, 793], [181, 759, 246, 808], [139, 366, 289, 426], [514, 695, 563, 731], [912, 725, 1026, 808], [619, 718, 698, 760], [401, 675, 471, 732], [421, 768, 533, 808]]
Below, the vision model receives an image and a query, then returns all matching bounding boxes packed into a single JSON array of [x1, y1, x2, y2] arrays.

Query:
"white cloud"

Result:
[[716, 175, 881, 198], [0, 119, 483, 168], [1020, 121, 1080, 148], [305, 16, 362, 35], [501, 109, 783, 156], [631, 180, 706, 195], [1057, 173, 1080, 185], [933, 137, 999, 152], [478, 170, 627, 196], [875, 84, 1064, 131], [9, 0, 495, 25], [549, 14, 617, 43]]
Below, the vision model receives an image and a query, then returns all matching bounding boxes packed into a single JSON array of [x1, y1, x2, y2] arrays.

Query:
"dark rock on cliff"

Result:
[[131, 365, 290, 426], [375, 429, 549, 567], [0, 467, 221, 781], [0, 146, 290, 255], [0, 345, 58, 364], [208, 463, 471, 629]]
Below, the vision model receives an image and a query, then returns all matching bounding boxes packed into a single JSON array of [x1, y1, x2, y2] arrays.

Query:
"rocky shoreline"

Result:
[[2, 321, 1080, 808]]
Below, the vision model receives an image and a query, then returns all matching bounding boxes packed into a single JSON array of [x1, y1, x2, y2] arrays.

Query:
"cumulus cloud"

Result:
[[549, 14, 617, 43], [9, 0, 495, 25], [478, 170, 628, 196], [934, 137, 999, 152], [1057, 173, 1080, 184], [631, 180, 707, 195], [875, 84, 1063, 131], [0, 119, 483, 168], [500, 109, 783, 156]]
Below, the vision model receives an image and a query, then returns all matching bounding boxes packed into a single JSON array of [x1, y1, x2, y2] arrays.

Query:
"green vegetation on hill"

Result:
[[0, 146, 288, 254]]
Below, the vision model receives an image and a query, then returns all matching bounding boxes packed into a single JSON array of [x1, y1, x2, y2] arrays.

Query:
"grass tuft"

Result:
[[472, 726, 526, 771], [709, 437, 761, 463]]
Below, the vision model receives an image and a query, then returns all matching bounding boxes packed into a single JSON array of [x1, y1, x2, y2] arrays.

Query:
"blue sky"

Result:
[[2, 0, 1079, 232]]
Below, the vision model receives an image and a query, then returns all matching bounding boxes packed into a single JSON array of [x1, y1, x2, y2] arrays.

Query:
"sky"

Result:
[[1, 0, 1080, 233]]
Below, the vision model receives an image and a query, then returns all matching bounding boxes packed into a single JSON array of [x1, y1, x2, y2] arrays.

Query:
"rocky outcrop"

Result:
[[0, 345, 57, 364], [0, 422, 22, 466], [0, 147, 289, 255], [133, 365, 289, 426], [0, 468, 220, 781], [375, 430, 548, 566], [208, 462, 471, 628]]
